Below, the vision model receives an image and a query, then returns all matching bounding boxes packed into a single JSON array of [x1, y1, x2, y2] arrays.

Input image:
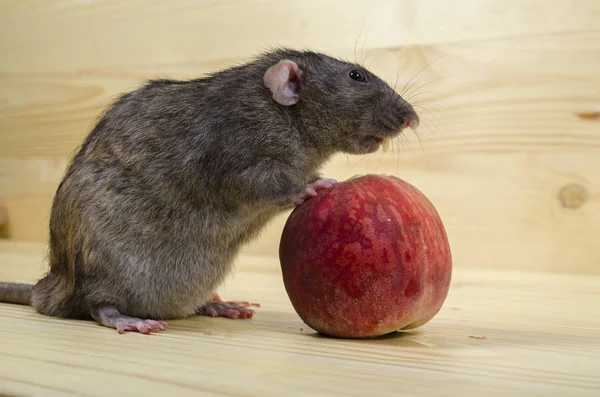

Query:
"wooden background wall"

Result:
[[1, 0, 599, 274]]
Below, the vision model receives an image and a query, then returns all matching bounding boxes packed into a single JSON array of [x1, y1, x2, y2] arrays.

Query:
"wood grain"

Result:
[[1, 0, 599, 274], [0, 241, 599, 397]]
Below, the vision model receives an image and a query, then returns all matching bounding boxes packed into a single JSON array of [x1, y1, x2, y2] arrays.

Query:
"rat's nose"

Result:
[[393, 103, 419, 131], [402, 108, 419, 130]]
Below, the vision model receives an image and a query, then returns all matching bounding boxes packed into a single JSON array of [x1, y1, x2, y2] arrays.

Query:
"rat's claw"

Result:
[[116, 321, 126, 334], [226, 309, 240, 319], [295, 178, 338, 205], [305, 187, 317, 196], [136, 322, 151, 334], [206, 306, 219, 317]]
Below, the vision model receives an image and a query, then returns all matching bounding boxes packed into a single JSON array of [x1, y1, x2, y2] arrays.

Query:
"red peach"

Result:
[[279, 174, 452, 338]]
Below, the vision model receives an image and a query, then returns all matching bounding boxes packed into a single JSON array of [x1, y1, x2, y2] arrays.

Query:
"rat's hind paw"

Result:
[[198, 297, 256, 320], [295, 178, 337, 205], [211, 292, 260, 308], [114, 318, 166, 334], [198, 302, 255, 319], [91, 307, 167, 334]]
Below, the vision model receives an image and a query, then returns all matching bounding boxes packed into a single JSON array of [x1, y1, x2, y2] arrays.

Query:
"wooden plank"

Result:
[[1, 0, 598, 73], [0, 243, 599, 397], [2, 0, 367, 72], [1, 0, 599, 274]]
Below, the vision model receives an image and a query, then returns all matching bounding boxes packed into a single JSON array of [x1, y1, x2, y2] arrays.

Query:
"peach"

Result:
[[279, 174, 452, 338]]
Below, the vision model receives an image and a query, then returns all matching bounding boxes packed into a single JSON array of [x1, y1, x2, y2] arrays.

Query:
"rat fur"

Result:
[[0, 48, 419, 333]]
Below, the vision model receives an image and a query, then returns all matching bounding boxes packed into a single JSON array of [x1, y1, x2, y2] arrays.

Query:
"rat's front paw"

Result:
[[295, 178, 337, 205]]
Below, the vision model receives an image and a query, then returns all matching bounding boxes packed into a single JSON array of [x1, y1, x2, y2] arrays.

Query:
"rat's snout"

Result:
[[397, 105, 420, 130], [374, 96, 420, 135], [391, 95, 420, 131]]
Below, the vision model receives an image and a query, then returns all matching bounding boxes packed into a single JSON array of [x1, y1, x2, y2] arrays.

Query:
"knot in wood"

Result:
[[558, 183, 588, 209]]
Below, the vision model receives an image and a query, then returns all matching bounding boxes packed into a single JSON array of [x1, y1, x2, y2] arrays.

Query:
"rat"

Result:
[[0, 48, 419, 334]]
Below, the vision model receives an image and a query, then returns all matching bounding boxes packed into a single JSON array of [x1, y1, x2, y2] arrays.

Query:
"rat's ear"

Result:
[[263, 60, 304, 106]]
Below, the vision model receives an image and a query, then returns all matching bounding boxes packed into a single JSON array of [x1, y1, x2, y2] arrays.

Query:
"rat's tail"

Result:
[[0, 282, 33, 305]]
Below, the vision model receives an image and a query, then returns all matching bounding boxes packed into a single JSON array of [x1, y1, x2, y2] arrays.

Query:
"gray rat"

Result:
[[0, 48, 419, 334]]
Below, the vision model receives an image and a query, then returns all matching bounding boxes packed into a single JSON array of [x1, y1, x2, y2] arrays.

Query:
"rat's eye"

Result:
[[349, 69, 366, 82]]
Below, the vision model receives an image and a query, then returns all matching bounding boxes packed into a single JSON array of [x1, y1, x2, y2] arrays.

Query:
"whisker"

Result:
[[412, 105, 442, 127], [392, 67, 401, 96], [405, 92, 445, 106], [399, 79, 422, 101], [394, 66, 404, 92], [343, 150, 370, 176], [402, 78, 447, 102], [399, 55, 446, 98], [410, 99, 449, 115], [412, 102, 441, 117], [411, 104, 444, 137], [407, 110, 440, 136], [360, 21, 373, 66], [411, 127, 426, 153], [353, 14, 370, 65], [412, 118, 441, 144], [402, 135, 410, 152], [352, 10, 372, 66], [375, 142, 385, 172], [394, 137, 400, 172], [405, 88, 446, 102]]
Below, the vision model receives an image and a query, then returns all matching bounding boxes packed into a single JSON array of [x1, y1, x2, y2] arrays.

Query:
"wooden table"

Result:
[[1, 241, 599, 397]]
